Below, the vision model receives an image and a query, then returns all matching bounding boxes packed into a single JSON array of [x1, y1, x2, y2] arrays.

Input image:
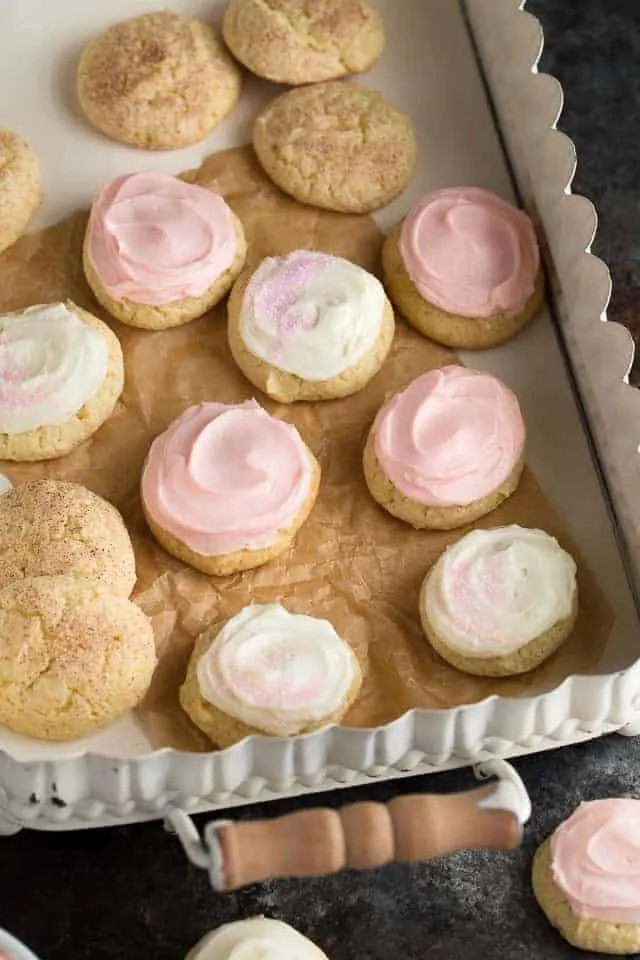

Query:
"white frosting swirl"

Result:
[[188, 917, 329, 960], [239, 250, 386, 381], [0, 303, 109, 434], [422, 525, 577, 656], [197, 604, 359, 736]]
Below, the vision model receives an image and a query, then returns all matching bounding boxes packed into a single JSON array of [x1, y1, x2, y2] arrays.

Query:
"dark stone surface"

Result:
[[3, 2, 640, 958]]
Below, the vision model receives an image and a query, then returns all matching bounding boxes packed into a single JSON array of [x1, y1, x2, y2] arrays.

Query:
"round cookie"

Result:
[[141, 400, 320, 576], [0, 576, 157, 741], [187, 917, 330, 960], [253, 81, 416, 214], [0, 478, 136, 596], [228, 249, 395, 403], [363, 365, 525, 530], [222, 0, 384, 85], [0, 129, 42, 255], [84, 172, 247, 330], [0, 301, 124, 462], [533, 799, 640, 955], [180, 603, 362, 747], [382, 187, 544, 349], [419, 525, 578, 677], [77, 11, 242, 150]]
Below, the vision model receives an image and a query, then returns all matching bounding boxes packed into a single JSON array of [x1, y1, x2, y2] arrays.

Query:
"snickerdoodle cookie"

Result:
[[180, 603, 362, 747], [0, 129, 41, 255], [222, 0, 384, 85], [382, 187, 544, 349], [253, 81, 416, 213], [363, 366, 525, 530], [0, 576, 156, 741], [419, 525, 578, 678], [141, 400, 320, 576], [0, 301, 123, 461], [84, 171, 247, 330], [0, 479, 136, 596], [77, 11, 242, 150], [533, 799, 640, 955], [228, 250, 395, 402]]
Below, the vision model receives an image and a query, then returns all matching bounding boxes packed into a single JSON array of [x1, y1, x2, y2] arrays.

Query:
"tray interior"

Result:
[[0, 0, 638, 763]]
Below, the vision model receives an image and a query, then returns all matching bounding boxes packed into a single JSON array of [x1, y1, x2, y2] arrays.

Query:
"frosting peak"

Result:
[[550, 799, 640, 923], [373, 365, 525, 506], [423, 525, 577, 655], [197, 604, 359, 736], [188, 917, 330, 960], [0, 303, 109, 434], [87, 172, 237, 305], [141, 401, 314, 556], [398, 187, 539, 318], [239, 250, 387, 381]]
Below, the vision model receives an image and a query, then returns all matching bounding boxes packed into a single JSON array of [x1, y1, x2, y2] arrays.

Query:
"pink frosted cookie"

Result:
[[533, 799, 640, 954], [228, 249, 395, 403], [180, 603, 362, 746], [141, 400, 320, 575], [420, 525, 578, 677], [363, 365, 526, 530], [83, 171, 247, 330], [382, 187, 544, 348]]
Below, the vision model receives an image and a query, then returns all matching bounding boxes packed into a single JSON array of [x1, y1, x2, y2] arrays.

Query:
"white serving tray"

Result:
[[1, 0, 639, 833]]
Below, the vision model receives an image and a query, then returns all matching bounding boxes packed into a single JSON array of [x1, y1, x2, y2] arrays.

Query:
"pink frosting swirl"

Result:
[[398, 187, 539, 318], [141, 401, 314, 556], [550, 799, 640, 923], [86, 172, 237, 306], [373, 365, 525, 506]]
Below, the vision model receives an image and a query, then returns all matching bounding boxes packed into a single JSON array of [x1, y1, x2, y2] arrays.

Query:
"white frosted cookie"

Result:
[[533, 799, 640, 955], [187, 917, 330, 960], [420, 525, 578, 677], [228, 250, 395, 402], [180, 603, 362, 747], [0, 301, 123, 461]]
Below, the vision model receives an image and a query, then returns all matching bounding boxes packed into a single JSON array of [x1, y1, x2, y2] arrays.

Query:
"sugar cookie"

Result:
[[0, 576, 156, 741], [419, 525, 578, 677], [84, 172, 246, 330], [77, 12, 242, 150], [180, 604, 361, 747], [0, 479, 136, 596], [187, 917, 330, 960], [228, 250, 395, 402], [533, 799, 640, 955], [382, 187, 544, 348], [363, 366, 525, 530], [222, 0, 384, 84], [141, 400, 320, 576], [253, 82, 416, 214], [0, 129, 41, 255], [0, 301, 123, 462]]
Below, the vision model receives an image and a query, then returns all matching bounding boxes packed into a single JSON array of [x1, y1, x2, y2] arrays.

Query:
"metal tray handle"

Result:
[[167, 759, 531, 892]]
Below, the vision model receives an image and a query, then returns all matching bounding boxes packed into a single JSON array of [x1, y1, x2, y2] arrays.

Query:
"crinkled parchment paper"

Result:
[[0, 146, 613, 751]]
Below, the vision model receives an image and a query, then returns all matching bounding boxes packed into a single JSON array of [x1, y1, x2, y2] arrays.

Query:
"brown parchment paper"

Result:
[[0, 146, 613, 752]]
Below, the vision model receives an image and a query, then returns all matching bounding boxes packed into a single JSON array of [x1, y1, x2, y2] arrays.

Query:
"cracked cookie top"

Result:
[[222, 0, 384, 85], [253, 81, 416, 213]]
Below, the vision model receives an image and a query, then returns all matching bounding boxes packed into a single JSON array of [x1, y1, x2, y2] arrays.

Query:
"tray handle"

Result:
[[166, 759, 531, 892]]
